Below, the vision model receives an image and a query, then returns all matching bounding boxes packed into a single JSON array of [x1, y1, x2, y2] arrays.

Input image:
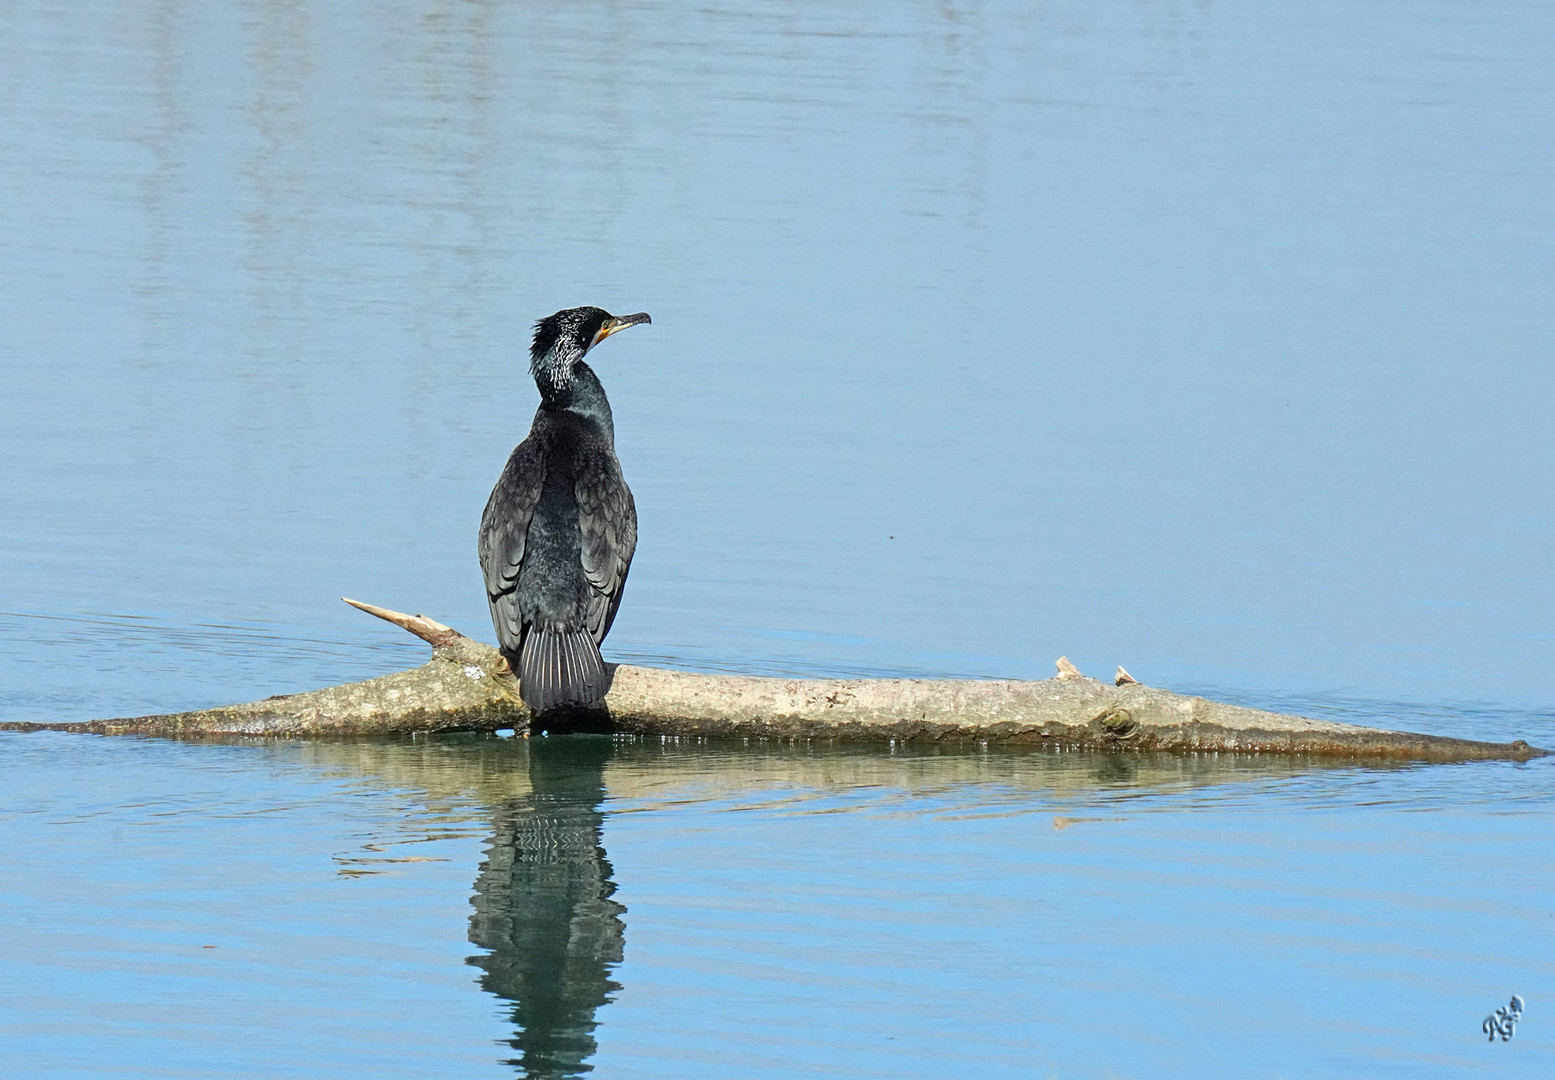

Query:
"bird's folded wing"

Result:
[[576, 460, 637, 643], [478, 438, 545, 601]]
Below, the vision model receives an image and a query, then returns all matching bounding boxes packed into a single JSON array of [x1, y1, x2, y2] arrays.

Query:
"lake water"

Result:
[[3, 732, 1551, 1079], [1, 1, 1551, 1076]]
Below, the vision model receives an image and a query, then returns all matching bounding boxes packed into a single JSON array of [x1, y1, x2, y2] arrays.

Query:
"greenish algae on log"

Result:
[[0, 599, 1543, 762]]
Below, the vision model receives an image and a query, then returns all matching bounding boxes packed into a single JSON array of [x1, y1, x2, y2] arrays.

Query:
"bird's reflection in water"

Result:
[[467, 736, 623, 1079]]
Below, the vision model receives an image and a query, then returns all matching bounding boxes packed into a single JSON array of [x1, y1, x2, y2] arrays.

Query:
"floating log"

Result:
[[0, 599, 1542, 762]]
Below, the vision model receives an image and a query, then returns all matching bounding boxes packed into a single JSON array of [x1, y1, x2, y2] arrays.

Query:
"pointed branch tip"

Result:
[[341, 597, 459, 648]]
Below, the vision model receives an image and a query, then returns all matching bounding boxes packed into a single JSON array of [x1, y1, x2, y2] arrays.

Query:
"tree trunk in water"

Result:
[[1, 599, 1541, 762]]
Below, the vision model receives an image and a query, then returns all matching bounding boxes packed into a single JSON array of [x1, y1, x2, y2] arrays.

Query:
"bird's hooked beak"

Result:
[[590, 312, 651, 349]]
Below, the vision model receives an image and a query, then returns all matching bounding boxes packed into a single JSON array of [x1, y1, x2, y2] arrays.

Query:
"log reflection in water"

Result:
[[467, 737, 624, 1079]]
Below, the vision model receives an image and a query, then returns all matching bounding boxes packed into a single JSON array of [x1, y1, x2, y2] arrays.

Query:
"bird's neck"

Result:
[[538, 361, 615, 442]]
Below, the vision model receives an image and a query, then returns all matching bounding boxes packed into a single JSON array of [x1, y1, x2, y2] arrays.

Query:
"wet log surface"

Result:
[[1, 600, 1543, 762]]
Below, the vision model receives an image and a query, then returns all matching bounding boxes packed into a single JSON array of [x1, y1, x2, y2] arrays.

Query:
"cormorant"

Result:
[[478, 306, 649, 712]]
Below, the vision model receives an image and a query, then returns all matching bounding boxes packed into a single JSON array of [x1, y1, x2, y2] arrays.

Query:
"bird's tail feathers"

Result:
[[518, 627, 608, 712]]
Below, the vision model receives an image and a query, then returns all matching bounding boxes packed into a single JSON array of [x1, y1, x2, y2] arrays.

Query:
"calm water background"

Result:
[[1, 1, 1552, 1076]]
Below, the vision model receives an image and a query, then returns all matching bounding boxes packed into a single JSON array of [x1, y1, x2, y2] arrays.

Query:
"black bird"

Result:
[[479, 306, 649, 712]]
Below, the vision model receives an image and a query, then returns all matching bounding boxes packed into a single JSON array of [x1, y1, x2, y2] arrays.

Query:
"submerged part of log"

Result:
[[0, 600, 1543, 762]]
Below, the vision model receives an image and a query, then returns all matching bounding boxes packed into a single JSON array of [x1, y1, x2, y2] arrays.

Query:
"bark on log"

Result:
[[0, 600, 1543, 762]]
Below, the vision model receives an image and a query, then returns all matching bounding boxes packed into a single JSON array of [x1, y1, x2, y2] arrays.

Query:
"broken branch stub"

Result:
[[340, 598, 461, 648]]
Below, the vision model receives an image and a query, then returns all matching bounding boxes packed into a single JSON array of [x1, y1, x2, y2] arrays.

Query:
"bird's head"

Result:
[[529, 306, 651, 389]]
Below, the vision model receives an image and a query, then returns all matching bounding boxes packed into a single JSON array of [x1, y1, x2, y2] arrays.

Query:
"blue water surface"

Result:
[[2, 732, 1552, 1079]]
